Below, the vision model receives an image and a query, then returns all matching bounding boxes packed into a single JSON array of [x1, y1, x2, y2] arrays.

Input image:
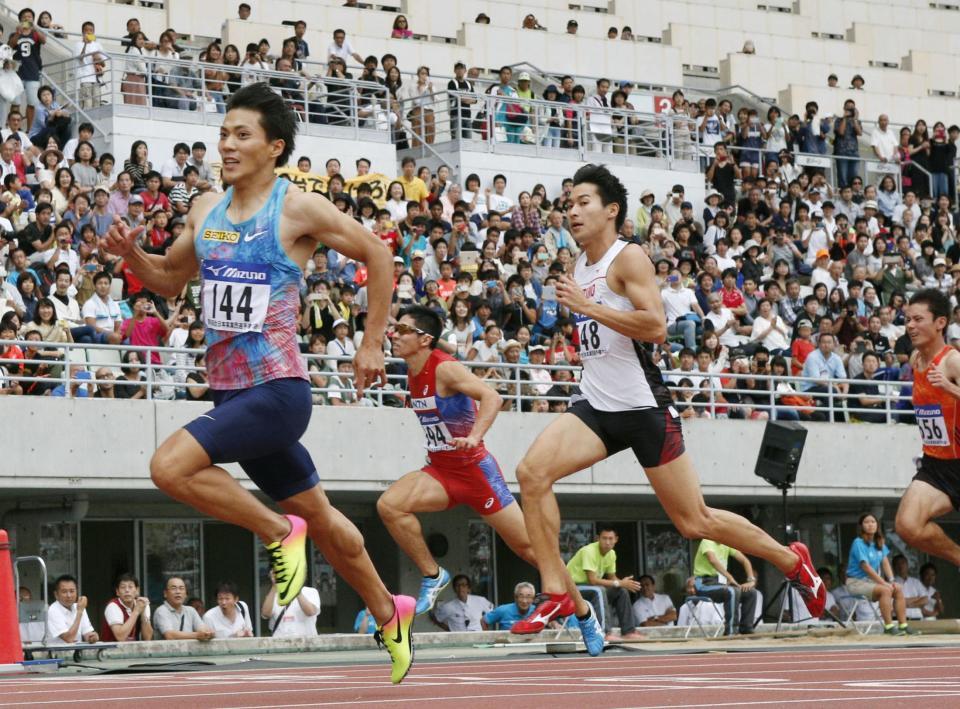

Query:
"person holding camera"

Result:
[[705, 142, 740, 205], [799, 101, 830, 166], [120, 291, 179, 365], [834, 99, 863, 188]]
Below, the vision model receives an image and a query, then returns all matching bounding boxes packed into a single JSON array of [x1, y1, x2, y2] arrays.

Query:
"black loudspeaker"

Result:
[[754, 421, 808, 488]]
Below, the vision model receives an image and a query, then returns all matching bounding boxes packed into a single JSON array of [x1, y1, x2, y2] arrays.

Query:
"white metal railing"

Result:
[[397, 89, 700, 167], [40, 51, 393, 141], [0, 339, 915, 423]]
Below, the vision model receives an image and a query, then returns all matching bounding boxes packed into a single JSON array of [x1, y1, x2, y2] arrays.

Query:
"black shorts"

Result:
[[914, 455, 960, 510], [568, 399, 685, 468]]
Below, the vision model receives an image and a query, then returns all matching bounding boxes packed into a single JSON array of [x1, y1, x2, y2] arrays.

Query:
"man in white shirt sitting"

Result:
[[430, 574, 493, 632], [631, 575, 677, 628], [261, 569, 320, 638], [661, 267, 703, 349], [81, 270, 123, 344], [46, 574, 99, 644], [202, 581, 253, 639], [704, 294, 742, 348], [892, 554, 934, 621]]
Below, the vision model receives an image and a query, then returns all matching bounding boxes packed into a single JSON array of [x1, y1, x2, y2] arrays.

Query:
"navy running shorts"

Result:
[[568, 399, 685, 468], [183, 377, 320, 501]]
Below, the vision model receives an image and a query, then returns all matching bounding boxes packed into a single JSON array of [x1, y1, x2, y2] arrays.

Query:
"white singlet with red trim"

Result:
[[572, 239, 673, 412]]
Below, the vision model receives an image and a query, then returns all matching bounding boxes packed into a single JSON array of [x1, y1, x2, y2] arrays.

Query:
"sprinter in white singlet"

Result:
[[510, 164, 827, 638]]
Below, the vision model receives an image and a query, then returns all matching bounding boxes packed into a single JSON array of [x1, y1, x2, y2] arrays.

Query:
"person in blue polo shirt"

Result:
[[482, 582, 536, 630]]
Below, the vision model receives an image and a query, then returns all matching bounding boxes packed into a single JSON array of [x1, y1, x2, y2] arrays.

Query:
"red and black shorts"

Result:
[[423, 451, 516, 516], [568, 400, 685, 468]]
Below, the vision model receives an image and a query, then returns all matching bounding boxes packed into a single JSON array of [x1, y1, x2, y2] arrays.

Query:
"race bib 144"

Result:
[[201, 260, 271, 334]]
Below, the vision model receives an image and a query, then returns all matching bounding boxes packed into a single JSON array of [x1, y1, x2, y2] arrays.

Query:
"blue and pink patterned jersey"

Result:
[[194, 177, 308, 390]]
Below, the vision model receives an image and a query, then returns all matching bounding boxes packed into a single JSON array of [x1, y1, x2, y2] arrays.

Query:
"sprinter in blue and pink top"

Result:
[[100, 83, 415, 684]]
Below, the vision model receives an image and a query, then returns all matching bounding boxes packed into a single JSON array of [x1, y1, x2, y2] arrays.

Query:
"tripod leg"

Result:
[[756, 580, 785, 629], [776, 581, 790, 632]]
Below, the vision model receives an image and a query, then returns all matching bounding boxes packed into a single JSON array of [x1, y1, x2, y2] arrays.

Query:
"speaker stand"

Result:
[[753, 486, 846, 630]]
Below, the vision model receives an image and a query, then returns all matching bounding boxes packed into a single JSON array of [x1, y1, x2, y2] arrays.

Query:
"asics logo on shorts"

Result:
[[484, 497, 494, 509]]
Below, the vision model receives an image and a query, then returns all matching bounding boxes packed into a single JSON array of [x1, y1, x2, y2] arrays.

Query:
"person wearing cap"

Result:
[[515, 72, 534, 135], [788, 317, 814, 373], [924, 257, 954, 295], [703, 189, 722, 227], [566, 19, 578, 34], [586, 78, 613, 153], [635, 189, 656, 239], [329, 317, 356, 361], [861, 199, 881, 236], [674, 201, 702, 242]]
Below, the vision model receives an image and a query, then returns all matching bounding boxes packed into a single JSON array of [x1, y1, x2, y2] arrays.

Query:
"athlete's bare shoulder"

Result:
[[607, 241, 656, 290]]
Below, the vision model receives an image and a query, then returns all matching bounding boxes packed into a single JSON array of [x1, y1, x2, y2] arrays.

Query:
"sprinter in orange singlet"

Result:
[[895, 288, 960, 569]]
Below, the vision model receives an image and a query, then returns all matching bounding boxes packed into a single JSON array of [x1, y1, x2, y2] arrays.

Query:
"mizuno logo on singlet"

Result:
[[205, 264, 269, 281]]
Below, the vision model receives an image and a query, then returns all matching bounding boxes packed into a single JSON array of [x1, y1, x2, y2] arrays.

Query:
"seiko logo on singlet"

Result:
[[201, 229, 240, 243]]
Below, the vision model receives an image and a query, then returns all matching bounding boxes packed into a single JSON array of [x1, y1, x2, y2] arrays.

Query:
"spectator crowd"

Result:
[[1, 3, 959, 422]]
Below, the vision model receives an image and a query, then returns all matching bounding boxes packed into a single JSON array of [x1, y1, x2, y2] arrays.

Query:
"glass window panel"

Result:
[[39, 522, 78, 582], [467, 520, 494, 599], [142, 521, 202, 603], [559, 522, 595, 563]]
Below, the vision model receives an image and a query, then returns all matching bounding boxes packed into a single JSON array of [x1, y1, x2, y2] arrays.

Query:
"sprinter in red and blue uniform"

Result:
[[378, 305, 538, 615]]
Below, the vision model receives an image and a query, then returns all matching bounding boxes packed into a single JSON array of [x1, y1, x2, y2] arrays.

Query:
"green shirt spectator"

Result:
[[567, 541, 617, 585], [693, 539, 734, 577]]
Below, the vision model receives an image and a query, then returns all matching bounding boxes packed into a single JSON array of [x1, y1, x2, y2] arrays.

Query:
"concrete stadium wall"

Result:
[[1, 397, 921, 499]]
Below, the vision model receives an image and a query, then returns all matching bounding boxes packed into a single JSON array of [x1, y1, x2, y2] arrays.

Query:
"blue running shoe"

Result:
[[415, 567, 451, 615], [577, 602, 605, 657]]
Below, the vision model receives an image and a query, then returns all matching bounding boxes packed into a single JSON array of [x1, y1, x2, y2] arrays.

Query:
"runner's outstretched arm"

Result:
[[100, 197, 214, 297], [288, 190, 393, 393], [436, 360, 502, 448], [555, 245, 666, 343]]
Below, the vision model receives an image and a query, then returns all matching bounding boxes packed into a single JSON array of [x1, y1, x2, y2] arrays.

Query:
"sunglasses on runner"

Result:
[[393, 322, 432, 338]]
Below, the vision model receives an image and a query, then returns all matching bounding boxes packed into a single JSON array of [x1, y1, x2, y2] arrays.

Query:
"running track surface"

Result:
[[4, 645, 960, 708]]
